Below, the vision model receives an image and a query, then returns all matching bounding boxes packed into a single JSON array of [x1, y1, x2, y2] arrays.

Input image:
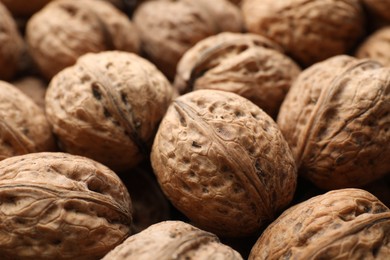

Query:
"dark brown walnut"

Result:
[[362, 0, 390, 23], [133, 0, 243, 79], [26, 0, 140, 80], [0, 0, 52, 17], [45, 51, 173, 171], [0, 2, 24, 81], [0, 152, 132, 260], [13, 76, 47, 110], [356, 27, 390, 67], [102, 221, 243, 259], [174, 32, 301, 118], [0, 81, 55, 160], [249, 188, 390, 259], [242, 0, 365, 67], [151, 90, 297, 237], [277, 55, 390, 190]]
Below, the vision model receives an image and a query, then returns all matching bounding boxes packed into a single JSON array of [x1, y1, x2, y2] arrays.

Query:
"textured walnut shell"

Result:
[[102, 221, 243, 260], [277, 55, 390, 189], [174, 32, 301, 118], [249, 188, 390, 259], [26, 0, 140, 79], [133, 0, 243, 79], [0, 0, 52, 17], [242, 0, 365, 67], [13, 77, 47, 110], [0, 152, 132, 260], [45, 51, 173, 171], [0, 81, 54, 160], [356, 27, 390, 67], [151, 90, 297, 237]]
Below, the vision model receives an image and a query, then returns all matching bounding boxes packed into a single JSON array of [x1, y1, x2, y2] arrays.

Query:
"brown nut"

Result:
[[0, 0, 52, 17], [45, 51, 173, 171], [26, 0, 140, 79], [174, 32, 301, 118], [102, 220, 243, 260], [277, 55, 390, 189], [12, 76, 47, 110], [0, 152, 132, 260], [361, 0, 390, 23], [356, 26, 390, 67], [151, 90, 297, 237], [242, 0, 365, 67], [133, 0, 243, 79], [0, 81, 55, 160], [249, 188, 390, 259]]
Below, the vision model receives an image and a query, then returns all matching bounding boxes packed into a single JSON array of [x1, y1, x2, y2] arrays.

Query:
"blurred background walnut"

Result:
[[0, 0, 53, 17], [356, 26, 390, 67]]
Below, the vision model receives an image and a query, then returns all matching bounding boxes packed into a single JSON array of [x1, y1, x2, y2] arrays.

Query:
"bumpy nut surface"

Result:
[[277, 55, 390, 189], [13, 76, 47, 110], [0, 0, 52, 17], [0, 81, 54, 160], [249, 188, 390, 259], [102, 221, 243, 260], [151, 90, 297, 237], [174, 32, 301, 118], [26, 0, 140, 79], [356, 27, 390, 67], [0, 152, 133, 260], [45, 51, 173, 171], [242, 0, 365, 67], [133, 0, 243, 79]]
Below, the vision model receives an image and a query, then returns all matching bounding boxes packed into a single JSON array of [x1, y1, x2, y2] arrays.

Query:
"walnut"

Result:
[[12, 76, 47, 110], [102, 221, 243, 259], [45, 51, 173, 171], [151, 90, 297, 237], [242, 0, 365, 67], [0, 152, 133, 260], [277, 55, 390, 189], [361, 0, 390, 23], [0, 2, 24, 81], [26, 0, 140, 79], [0, 0, 52, 17], [0, 81, 55, 160], [174, 32, 301, 118], [133, 0, 243, 79], [356, 26, 390, 67], [249, 188, 390, 259]]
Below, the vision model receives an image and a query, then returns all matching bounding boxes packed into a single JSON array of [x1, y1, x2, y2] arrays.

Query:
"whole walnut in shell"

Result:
[[356, 26, 390, 67], [133, 0, 243, 79], [249, 188, 390, 259], [151, 90, 297, 237], [0, 152, 132, 260], [242, 0, 365, 67], [45, 51, 173, 171], [174, 32, 301, 118], [26, 0, 140, 79], [0, 81, 55, 160], [277, 55, 390, 189], [102, 221, 243, 260], [0, 0, 52, 17]]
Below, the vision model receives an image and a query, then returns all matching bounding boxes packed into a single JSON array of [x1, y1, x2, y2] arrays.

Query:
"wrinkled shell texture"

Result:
[[151, 90, 297, 237], [0, 0, 52, 16], [249, 189, 390, 259], [45, 51, 173, 171], [174, 32, 301, 118], [0, 152, 132, 260], [102, 221, 243, 260], [277, 55, 390, 190], [362, 0, 390, 22], [26, 0, 140, 79], [356, 27, 390, 67], [13, 77, 47, 109], [242, 0, 365, 66], [0, 81, 54, 160], [133, 0, 243, 79], [0, 2, 24, 80]]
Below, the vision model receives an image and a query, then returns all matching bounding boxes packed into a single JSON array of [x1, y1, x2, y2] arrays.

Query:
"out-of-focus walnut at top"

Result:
[[0, 0, 53, 17], [356, 26, 390, 67]]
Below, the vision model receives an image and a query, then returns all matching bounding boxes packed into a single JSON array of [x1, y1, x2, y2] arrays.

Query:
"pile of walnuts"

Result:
[[0, 0, 389, 259]]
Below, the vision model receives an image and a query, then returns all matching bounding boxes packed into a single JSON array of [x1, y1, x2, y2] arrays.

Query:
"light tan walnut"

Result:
[[356, 26, 390, 67]]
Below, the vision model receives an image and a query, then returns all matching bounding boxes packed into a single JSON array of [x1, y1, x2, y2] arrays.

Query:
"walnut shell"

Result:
[[151, 90, 297, 237], [0, 0, 52, 17], [0, 152, 132, 260], [356, 26, 390, 67], [249, 188, 390, 259], [45, 51, 173, 171], [174, 32, 301, 118], [133, 0, 243, 79], [12, 76, 47, 110], [102, 221, 243, 260], [26, 0, 140, 79], [277, 55, 390, 189], [242, 0, 365, 67], [0, 81, 55, 160]]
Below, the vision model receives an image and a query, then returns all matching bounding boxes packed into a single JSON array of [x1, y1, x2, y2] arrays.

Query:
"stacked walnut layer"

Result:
[[0, 0, 389, 259]]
